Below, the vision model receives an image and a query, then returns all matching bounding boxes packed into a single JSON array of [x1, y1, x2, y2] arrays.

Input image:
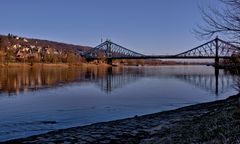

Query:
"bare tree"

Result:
[[195, 0, 240, 43]]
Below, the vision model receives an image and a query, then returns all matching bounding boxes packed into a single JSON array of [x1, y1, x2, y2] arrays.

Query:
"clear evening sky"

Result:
[[0, 0, 222, 55]]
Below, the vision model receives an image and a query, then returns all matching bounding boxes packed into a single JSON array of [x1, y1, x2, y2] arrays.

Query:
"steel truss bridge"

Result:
[[82, 37, 240, 64]]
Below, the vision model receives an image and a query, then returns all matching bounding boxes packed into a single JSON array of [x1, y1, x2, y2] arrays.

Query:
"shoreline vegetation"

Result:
[[0, 62, 112, 68], [5, 94, 240, 143], [0, 62, 208, 68]]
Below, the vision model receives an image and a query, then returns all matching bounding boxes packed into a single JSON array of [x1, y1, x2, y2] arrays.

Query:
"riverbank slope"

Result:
[[5, 94, 240, 143]]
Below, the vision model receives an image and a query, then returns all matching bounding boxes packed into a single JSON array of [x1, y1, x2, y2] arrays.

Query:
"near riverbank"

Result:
[[5, 94, 240, 144]]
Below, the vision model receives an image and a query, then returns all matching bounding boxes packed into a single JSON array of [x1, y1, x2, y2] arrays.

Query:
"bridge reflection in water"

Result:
[[0, 66, 235, 96], [94, 66, 233, 96], [174, 68, 231, 95]]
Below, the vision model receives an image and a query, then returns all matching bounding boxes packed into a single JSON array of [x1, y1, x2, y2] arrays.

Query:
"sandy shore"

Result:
[[5, 94, 240, 144]]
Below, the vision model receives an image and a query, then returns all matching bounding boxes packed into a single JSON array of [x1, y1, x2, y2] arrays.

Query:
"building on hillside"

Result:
[[23, 38, 28, 42]]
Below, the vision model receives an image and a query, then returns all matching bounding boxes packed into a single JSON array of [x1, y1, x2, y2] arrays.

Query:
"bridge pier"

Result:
[[215, 67, 219, 96], [106, 67, 113, 93], [215, 57, 219, 66], [106, 58, 113, 65]]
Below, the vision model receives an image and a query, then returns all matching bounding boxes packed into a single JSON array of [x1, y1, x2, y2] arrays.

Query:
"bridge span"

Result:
[[82, 37, 240, 65]]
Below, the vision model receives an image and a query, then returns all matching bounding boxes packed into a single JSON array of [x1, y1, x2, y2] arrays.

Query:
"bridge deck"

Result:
[[89, 55, 232, 60]]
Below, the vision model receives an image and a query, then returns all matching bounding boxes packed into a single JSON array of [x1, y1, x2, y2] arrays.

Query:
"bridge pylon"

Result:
[[106, 58, 113, 65], [215, 37, 219, 66]]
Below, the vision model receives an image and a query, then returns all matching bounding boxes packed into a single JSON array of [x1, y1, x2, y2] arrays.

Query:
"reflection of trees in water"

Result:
[[0, 66, 236, 95], [0, 67, 132, 95], [225, 69, 240, 92], [0, 68, 87, 95]]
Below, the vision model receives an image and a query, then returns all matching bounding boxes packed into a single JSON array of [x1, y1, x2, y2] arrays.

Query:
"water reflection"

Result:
[[0, 68, 86, 95], [0, 66, 235, 96], [0, 65, 238, 141], [175, 68, 232, 95], [90, 66, 234, 96]]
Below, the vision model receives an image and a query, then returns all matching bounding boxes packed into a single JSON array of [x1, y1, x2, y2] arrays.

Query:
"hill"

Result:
[[0, 34, 92, 64]]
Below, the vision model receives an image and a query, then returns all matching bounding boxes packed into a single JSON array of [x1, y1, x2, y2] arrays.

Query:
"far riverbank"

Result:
[[0, 62, 209, 68], [5, 93, 240, 143], [0, 62, 111, 68]]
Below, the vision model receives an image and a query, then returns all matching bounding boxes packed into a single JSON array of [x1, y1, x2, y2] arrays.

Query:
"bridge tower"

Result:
[[215, 37, 219, 66], [214, 37, 219, 95], [106, 39, 113, 65]]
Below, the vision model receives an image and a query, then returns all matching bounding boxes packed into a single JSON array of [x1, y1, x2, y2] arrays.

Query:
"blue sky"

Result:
[[0, 0, 221, 55]]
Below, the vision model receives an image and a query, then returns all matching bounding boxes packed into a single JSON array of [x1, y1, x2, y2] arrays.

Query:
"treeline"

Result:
[[113, 59, 178, 66]]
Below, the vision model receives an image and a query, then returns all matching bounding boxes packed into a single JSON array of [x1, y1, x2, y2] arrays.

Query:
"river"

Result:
[[0, 65, 238, 141]]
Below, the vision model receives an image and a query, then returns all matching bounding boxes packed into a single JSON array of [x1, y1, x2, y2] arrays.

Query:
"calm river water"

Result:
[[0, 65, 238, 141]]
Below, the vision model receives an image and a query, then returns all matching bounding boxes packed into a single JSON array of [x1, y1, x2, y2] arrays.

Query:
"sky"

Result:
[[0, 0, 222, 55]]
